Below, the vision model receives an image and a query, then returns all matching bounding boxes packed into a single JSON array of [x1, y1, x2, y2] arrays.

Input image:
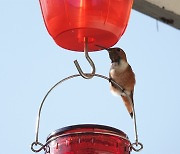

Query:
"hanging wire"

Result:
[[31, 73, 143, 153], [31, 37, 142, 153]]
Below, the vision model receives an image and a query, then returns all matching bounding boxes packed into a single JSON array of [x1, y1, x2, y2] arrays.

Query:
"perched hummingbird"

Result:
[[96, 45, 135, 118], [107, 47, 135, 118]]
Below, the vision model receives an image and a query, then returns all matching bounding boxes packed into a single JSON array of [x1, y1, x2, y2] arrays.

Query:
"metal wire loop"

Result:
[[131, 142, 143, 152], [74, 37, 96, 79], [31, 141, 46, 153]]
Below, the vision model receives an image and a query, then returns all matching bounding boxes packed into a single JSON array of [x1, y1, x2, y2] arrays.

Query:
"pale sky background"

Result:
[[0, 1, 180, 154]]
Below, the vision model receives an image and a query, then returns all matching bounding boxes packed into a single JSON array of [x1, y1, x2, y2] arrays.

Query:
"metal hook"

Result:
[[74, 37, 96, 79]]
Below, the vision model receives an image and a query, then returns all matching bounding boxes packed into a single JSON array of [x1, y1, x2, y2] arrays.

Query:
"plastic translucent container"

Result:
[[39, 0, 133, 51], [45, 124, 131, 154]]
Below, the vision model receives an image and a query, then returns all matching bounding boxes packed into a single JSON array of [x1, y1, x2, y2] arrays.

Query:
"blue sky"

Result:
[[0, 1, 180, 154]]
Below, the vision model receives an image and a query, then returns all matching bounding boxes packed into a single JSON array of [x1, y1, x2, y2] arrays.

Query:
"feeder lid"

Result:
[[46, 124, 129, 142]]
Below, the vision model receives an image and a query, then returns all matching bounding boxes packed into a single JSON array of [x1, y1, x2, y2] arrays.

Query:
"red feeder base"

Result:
[[45, 124, 131, 154]]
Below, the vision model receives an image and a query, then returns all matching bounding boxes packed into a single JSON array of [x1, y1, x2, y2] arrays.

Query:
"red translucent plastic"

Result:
[[39, 0, 133, 52], [46, 125, 131, 154]]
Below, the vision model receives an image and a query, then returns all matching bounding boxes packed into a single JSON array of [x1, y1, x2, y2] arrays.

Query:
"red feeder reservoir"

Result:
[[39, 0, 133, 51], [45, 124, 131, 154]]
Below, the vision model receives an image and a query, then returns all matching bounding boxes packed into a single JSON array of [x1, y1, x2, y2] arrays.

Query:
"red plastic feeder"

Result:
[[39, 0, 133, 51], [45, 124, 131, 154]]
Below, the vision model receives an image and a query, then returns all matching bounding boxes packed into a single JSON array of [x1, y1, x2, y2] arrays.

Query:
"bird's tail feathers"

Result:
[[121, 95, 134, 118]]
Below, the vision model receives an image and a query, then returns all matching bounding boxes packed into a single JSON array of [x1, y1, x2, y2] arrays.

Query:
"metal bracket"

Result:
[[31, 74, 143, 153]]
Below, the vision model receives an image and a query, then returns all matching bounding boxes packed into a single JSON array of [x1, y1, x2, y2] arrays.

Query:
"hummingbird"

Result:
[[96, 45, 135, 118]]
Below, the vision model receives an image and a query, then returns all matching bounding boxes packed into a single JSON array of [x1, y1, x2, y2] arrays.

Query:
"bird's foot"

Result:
[[120, 88, 127, 97], [121, 88, 125, 92], [109, 78, 112, 83]]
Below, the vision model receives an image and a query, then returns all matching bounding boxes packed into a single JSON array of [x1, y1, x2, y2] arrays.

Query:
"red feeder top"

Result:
[[39, 0, 133, 52], [45, 124, 131, 154]]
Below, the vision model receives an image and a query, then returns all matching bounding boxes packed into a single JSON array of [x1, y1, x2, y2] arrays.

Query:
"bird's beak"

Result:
[[95, 45, 109, 51]]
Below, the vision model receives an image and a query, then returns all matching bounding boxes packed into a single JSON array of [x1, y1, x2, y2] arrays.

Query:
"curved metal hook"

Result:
[[74, 38, 96, 79]]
